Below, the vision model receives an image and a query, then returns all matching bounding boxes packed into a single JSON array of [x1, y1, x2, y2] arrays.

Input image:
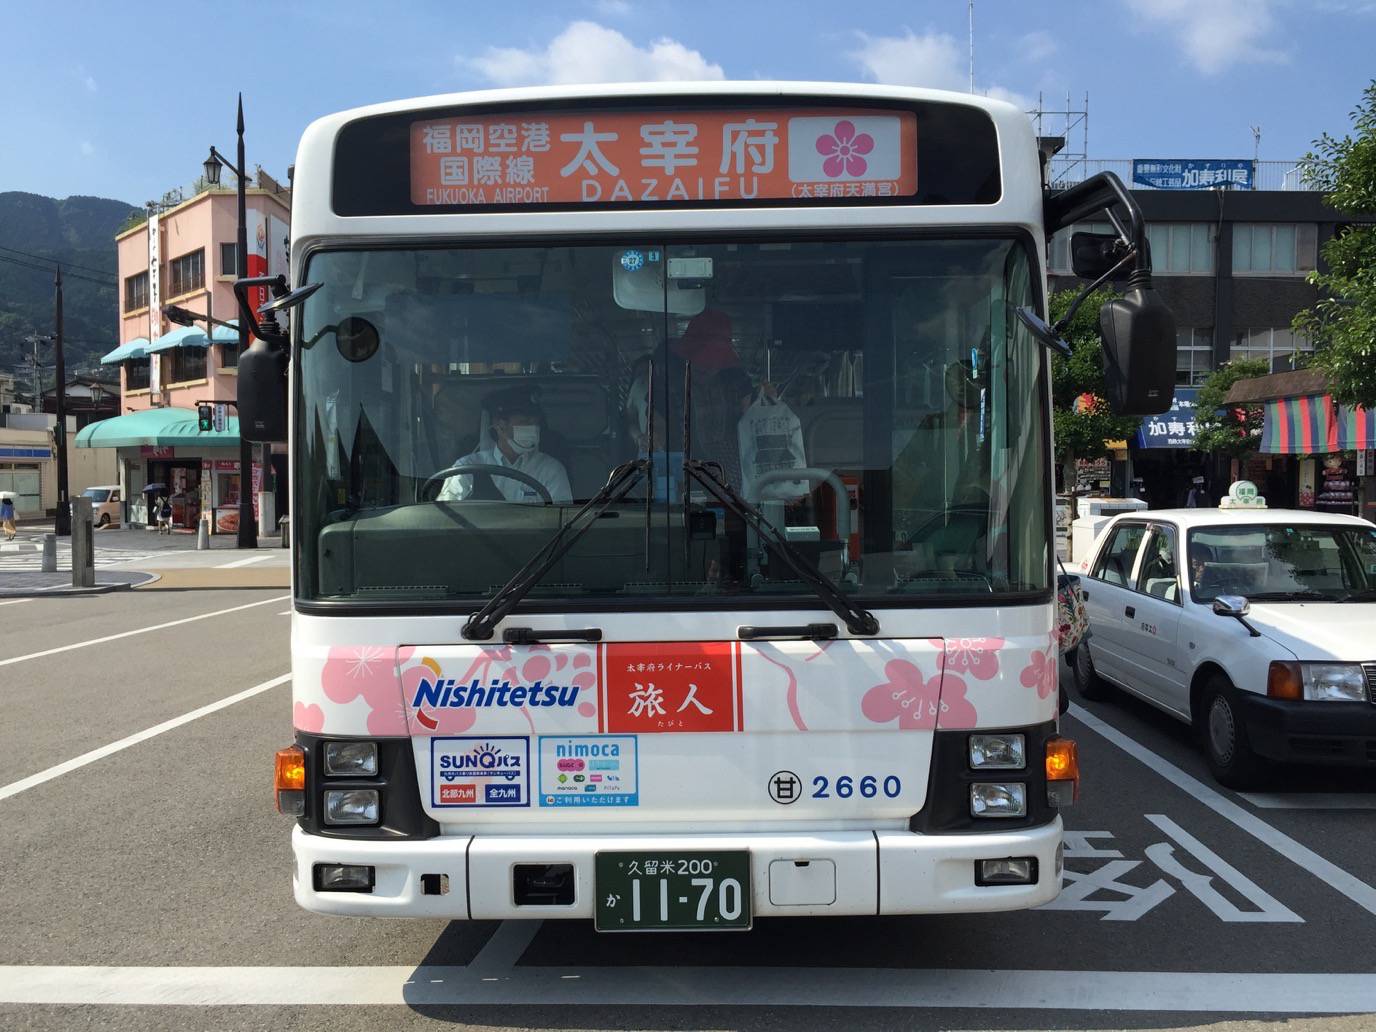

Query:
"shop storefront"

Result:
[[74, 407, 261, 533], [1126, 388, 1211, 509], [1226, 370, 1376, 521]]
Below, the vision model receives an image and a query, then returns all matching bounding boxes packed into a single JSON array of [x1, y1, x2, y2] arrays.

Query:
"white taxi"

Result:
[[1072, 482, 1376, 787]]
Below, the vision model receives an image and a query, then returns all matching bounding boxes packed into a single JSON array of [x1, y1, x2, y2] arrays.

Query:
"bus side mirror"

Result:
[[1098, 283, 1176, 416], [237, 339, 289, 443]]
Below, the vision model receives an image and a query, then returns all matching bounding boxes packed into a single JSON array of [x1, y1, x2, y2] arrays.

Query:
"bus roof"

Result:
[[289, 81, 1044, 250]]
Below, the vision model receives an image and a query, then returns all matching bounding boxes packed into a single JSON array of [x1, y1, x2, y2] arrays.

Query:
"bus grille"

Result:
[[1365, 663, 1376, 705]]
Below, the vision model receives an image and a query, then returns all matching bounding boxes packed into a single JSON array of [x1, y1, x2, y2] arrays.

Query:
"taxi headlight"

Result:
[[1300, 663, 1367, 702]]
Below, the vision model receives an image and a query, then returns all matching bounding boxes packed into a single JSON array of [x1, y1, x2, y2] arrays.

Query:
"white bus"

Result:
[[249, 83, 1174, 930]]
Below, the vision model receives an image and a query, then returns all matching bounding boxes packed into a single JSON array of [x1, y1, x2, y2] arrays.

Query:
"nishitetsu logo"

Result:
[[412, 677, 581, 710]]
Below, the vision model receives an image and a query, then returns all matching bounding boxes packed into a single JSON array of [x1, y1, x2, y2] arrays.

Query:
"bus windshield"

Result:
[[296, 236, 1048, 606]]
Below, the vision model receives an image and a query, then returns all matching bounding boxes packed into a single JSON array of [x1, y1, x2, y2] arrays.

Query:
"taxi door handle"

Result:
[[1124, 605, 1135, 618]]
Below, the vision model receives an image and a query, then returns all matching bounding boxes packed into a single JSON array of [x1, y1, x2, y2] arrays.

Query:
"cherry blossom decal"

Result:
[[1019, 646, 1058, 701], [939, 636, 1005, 681], [815, 120, 874, 178], [320, 644, 414, 735], [293, 701, 324, 733]]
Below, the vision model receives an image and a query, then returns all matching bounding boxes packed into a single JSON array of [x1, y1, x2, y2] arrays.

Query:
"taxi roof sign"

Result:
[[1219, 480, 1267, 509]]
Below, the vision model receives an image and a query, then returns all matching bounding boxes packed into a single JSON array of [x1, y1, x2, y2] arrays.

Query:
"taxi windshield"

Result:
[[295, 237, 1049, 608], [1187, 523, 1376, 603]]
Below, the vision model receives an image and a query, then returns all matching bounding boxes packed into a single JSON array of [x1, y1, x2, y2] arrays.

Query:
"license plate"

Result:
[[594, 851, 751, 931]]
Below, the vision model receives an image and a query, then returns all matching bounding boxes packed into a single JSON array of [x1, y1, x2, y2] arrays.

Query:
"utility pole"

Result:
[[53, 266, 71, 536], [235, 93, 257, 548]]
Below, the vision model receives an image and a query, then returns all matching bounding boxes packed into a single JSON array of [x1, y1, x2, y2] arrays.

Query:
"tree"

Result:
[[1049, 286, 1142, 492], [1191, 358, 1269, 459], [1292, 80, 1376, 408]]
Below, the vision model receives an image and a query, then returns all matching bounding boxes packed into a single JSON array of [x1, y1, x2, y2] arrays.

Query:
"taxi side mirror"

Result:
[[1212, 595, 1260, 637]]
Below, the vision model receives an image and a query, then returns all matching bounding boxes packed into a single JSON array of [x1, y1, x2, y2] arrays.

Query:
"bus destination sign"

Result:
[[409, 108, 917, 206]]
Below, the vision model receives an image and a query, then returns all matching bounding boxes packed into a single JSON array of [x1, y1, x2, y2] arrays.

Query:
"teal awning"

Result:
[[75, 407, 239, 449], [147, 321, 240, 353], [100, 338, 150, 364]]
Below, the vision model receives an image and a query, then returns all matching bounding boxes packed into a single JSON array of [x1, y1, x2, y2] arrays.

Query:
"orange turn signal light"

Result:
[[275, 744, 306, 792], [1045, 736, 1080, 803], [1267, 661, 1303, 701]]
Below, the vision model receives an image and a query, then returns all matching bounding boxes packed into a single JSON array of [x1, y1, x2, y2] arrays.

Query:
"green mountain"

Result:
[[0, 192, 136, 392]]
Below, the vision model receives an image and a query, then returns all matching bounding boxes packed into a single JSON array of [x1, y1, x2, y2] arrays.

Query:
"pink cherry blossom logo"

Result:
[[815, 120, 874, 178], [1019, 647, 1058, 701], [320, 644, 412, 736], [293, 701, 324, 733]]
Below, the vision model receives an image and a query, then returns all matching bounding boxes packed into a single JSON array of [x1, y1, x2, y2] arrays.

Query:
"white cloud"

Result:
[[848, 29, 1031, 111], [1020, 30, 1058, 63], [1127, 0, 1289, 74], [462, 20, 724, 87]]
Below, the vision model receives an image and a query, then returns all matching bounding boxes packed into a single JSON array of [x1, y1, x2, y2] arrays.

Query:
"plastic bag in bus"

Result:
[[739, 390, 809, 502]]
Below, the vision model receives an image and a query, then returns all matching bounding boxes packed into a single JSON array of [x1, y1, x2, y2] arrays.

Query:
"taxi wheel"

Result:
[[1072, 641, 1110, 701], [97, 514, 111, 527], [1201, 677, 1264, 790]]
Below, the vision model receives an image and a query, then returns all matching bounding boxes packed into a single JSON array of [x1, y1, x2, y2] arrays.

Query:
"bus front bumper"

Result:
[[291, 818, 1064, 920]]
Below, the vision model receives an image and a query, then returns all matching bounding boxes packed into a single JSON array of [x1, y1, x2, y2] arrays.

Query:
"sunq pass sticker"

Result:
[[430, 736, 530, 807]]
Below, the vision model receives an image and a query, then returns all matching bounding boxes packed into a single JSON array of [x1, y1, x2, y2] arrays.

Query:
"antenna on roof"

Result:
[[968, 1, 975, 93], [1250, 125, 1262, 163]]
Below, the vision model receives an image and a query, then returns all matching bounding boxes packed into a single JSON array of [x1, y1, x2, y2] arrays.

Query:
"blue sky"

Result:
[[2, 0, 1372, 204]]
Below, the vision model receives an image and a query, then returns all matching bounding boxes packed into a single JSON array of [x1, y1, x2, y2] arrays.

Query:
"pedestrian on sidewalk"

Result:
[[0, 494, 14, 541], [157, 495, 173, 535]]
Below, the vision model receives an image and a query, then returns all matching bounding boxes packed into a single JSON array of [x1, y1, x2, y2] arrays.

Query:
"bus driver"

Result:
[[437, 387, 572, 504]]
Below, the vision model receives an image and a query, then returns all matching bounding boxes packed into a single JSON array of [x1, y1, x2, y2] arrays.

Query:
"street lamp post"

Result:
[[204, 94, 258, 549]]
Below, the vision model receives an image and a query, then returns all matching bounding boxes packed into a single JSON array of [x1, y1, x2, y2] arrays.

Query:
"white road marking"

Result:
[[215, 554, 275, 569], [1068, 703, 1376, 918], [1143, 814, 1301, 922], [0, 673, 289, 802], [470, 921, 543, 974], [0, 594, 290, 668], [0, 598, 31, 607], [0, 965, 1373, 1010], [278, 610, 292, 616], [1239, 792, 1376, 810]]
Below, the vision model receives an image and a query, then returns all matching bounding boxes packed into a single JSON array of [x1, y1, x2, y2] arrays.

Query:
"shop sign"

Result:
[[1135, 389, 1199, 449], [213, 459, 240, 471], [1131, 159, 1253, 191], [140, 445, 174, 458]]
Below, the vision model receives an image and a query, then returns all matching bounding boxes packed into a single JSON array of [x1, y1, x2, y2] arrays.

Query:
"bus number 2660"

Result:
[[812, 775, 902, 799]]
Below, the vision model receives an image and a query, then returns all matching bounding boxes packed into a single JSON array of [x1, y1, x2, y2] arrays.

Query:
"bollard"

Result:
[[41, 533, 57, 573], [70, 497, 96, 588], [196, 517, 210, 550], [279, 515, 290, 549]]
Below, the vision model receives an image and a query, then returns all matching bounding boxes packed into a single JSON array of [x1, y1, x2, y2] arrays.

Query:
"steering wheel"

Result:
[[422, 464, 554, 505]]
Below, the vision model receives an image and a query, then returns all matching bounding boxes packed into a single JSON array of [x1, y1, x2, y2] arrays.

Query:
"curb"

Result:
[[0, 571, 160, 599]]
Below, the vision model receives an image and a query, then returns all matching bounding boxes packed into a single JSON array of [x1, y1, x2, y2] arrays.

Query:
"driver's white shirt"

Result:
[[436, 445, 572, 503]]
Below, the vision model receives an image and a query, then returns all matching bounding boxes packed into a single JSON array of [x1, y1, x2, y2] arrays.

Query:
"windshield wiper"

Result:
[[461, 458, 649, 640], [1246, 590, 1338, 602], [683, 458, 879, 637], [1339, 588, 1376, 602]]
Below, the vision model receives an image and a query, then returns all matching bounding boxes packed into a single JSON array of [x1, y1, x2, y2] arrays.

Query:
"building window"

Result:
[[1175, 328, 1213, 386], [124, 359, 151, 390], [124, 271, 149, 313], [169, 347, 207, 383], [220, 242, 237, 276], [220, 341, 239, 369], [168, 249, 206, 298], [1047, 221, 1112, 274], [1232, 223, 1317, 274], [1145, 223, 1215, 275], [1230, 327, 1313, 370]]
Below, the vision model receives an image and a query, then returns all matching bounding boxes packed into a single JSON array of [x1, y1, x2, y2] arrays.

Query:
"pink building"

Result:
[[84, 175, 290, 529]]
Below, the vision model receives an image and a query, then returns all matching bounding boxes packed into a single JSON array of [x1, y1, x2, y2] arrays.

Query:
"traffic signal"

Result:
[[197, 404, 213, 432]]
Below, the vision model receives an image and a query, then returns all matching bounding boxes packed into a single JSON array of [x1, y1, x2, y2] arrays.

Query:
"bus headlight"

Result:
[[324, 789, 380, 825], [323, 741, 379, 777], [968, 733, 1026, 769], [970, 782, 1027, 818]]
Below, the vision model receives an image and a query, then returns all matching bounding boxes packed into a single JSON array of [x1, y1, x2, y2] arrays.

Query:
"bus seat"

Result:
[[1144, 577, 1178, 600]]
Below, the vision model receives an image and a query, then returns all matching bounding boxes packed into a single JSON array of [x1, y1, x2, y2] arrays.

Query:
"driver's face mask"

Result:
[[508, 423, 540, 454]]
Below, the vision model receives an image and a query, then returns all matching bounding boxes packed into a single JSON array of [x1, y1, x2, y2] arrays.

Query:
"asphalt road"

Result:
[[1, 588, 1374, 1031]]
